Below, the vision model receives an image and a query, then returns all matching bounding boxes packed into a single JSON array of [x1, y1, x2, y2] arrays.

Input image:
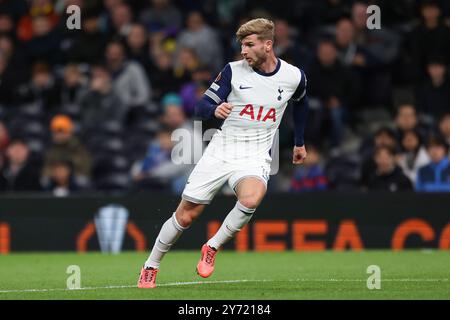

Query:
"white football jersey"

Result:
[[203, 58, 306, 164]]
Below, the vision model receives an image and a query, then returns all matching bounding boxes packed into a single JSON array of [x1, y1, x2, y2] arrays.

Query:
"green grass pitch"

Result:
[[0, 250, 449, 299]]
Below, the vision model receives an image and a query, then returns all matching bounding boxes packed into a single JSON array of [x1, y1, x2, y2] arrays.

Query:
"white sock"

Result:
[[207, 201, 255, 250], [144, 212, 188, 269]]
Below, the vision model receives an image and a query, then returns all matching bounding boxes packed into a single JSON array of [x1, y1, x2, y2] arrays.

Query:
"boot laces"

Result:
[[205, 248, 215, 265], [144, 269, 156, 282]]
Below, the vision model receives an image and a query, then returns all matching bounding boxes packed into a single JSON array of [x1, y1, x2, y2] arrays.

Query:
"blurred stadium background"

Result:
[[0, 0, 449, 253], [0, 0, 449, 195]]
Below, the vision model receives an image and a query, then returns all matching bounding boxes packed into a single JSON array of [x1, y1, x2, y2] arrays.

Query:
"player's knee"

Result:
[[176, 207, 201, 227], [176, 211, 193, 227], [238, 197, 259, 210]]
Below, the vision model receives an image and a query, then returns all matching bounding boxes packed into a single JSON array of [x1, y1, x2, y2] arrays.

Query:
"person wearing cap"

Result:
[[415, 135, 450, 191], [160, 92, 186, 130], [41, 115, 92, 188]]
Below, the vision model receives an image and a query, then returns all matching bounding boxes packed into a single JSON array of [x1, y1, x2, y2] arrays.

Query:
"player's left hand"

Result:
[[292, 145, 307, 165]]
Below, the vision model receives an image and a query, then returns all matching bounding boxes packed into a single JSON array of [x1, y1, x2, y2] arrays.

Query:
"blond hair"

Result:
[[236, 18, 275, 42]]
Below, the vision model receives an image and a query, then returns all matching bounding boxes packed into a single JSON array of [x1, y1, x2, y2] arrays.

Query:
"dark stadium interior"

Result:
[[0, 0, 450, 196]]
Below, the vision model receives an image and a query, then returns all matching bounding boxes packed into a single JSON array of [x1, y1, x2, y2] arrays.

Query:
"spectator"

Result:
[[139, 0, 182, 33], [111, 3, 134, 37], [335, 17, 363, 67], [351, 2, 400, 106], [59, 64, 89, 109], [438, 113, 450, 146], [0, 120, 10, 169], [160, 93, 187, 127], [80, 65, 127, 131], [351, 1, 401, 67], [416, 135, 450, 191], [408, 0, 450, 82], [150, 50, 180, 101], [131, 127, 174, 191], [273, 18, 305, 67], [366, 145, 413, 192], [42, 115, 91, 187], [360, 127, 398, 187], [174, 46, 200, 84], [160, 93, 203, 164], [160, 93, 183, 120], [16, 62, 60, 111], [0, 13, 15, 38], [44, 159, 80, 197], [290, 145, 328, 192], [16, 0, 59, 42], [99, 0, 124, 35], [416, 56, 450, 120], [176, 11, 223, 73], [125, 24, 154, 78], [179, 65, 212, 116], [23, 15, 61, 65], [397, 129, 430, 184], [394, 103, 428, 143], [0, 35, 29, 105], [66, 11, 108, 64], [306, 39, 360, 149], [0, 138, 42, 192], [131, 126, 191, 193], [105, 40, 152, 108]]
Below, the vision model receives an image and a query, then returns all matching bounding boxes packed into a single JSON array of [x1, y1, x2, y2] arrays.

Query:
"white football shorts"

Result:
[[182, 153, 271, 204]]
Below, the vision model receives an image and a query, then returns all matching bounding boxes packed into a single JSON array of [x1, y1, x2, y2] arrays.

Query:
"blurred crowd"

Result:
[[0, 0, 449, 196]]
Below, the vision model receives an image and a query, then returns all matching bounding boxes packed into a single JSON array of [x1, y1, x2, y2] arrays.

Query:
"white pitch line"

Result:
[[0, 278, 448, 294]]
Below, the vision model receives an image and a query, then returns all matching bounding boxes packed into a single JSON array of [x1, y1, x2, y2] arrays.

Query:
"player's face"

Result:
[[240, 34, 270, 68]]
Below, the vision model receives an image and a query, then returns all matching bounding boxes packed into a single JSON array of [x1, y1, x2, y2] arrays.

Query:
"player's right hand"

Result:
[[214, 102, 233, 119]]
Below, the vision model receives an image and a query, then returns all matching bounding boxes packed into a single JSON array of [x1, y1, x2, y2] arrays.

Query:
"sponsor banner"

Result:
[[0, 193, 449, 253]]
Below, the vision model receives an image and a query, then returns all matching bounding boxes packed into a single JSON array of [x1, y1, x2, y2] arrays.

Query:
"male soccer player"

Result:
[[138, 18, 309, 288]]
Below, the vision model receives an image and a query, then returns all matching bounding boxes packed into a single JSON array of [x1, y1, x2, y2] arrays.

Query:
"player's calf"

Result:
[[197, 201, 256, 278]]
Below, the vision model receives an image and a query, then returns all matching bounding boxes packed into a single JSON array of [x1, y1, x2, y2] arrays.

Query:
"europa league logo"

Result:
[[94, 204, 129, 254]]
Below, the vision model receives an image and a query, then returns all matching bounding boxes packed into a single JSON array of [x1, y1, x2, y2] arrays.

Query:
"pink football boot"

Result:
[[196, 244, 217, 278], [137, 267, 158, 288]]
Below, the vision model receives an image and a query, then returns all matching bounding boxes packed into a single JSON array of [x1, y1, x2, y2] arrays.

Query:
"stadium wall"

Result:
[[0, 193, 449, 253]]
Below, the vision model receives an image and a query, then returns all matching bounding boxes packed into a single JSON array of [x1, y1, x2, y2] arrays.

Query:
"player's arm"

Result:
[[195, 64, 233, 120], [291, 69, 309, 165]]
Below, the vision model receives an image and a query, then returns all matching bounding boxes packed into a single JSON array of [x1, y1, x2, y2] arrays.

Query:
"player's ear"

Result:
[[265, 40, 273, 52]]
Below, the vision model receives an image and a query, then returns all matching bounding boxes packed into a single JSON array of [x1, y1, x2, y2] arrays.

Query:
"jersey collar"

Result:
[[253, 58, 281, 77]]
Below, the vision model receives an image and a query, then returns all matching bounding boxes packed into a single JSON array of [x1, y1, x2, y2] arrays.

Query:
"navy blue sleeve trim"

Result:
[[290, 68, 308, 146], [291, 69, 307, 102], [194, 64, 232, 119], [293, 95, 309, 147], [195, 97, 218, 119]]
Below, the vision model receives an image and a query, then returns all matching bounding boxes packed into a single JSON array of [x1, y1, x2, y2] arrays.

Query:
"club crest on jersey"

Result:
[[277, 87, 284, 101], [239, 104, 276, 122]]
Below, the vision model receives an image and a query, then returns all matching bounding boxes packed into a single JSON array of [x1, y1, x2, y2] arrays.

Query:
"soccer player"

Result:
[[137, 18, 309, 288]]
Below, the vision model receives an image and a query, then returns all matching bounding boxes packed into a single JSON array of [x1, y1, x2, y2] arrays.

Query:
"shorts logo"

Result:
[[239, 85, 252, 90]]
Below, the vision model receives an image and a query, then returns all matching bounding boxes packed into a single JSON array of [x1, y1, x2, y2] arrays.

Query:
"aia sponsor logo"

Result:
[[239, 104, 276, 122]]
